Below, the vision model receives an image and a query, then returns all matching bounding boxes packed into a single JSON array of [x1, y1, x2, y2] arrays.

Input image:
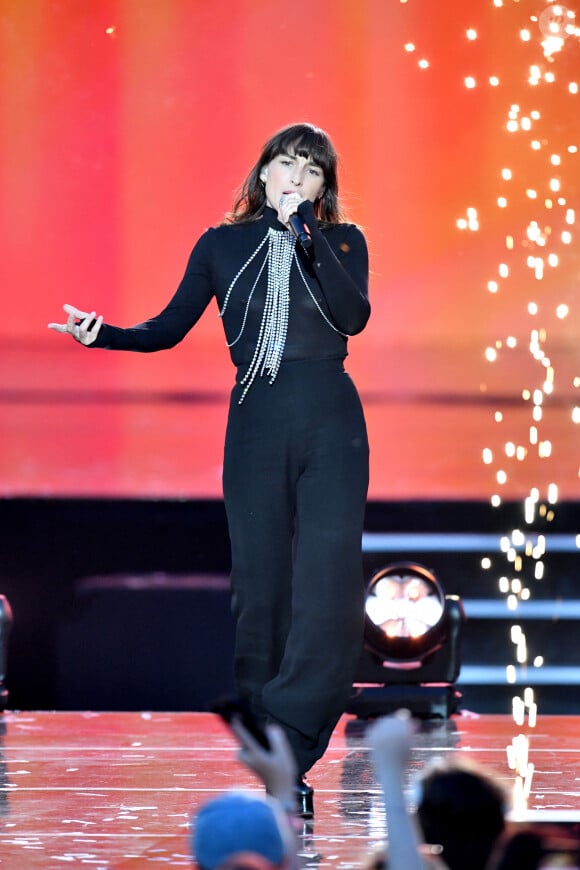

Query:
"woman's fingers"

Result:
[[59, 306, 78, 337], [63, 302, 91, 319], [86, 314, 104, 343], [47, 304, 102, 345], [48, 303, 90, 332], [47, 321, 69, 333], [278, 192, 305, 225], [76, 311, 97, 344]]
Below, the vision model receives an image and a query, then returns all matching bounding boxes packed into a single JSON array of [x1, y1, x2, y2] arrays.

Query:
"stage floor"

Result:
[[1, 710, 580, 868]]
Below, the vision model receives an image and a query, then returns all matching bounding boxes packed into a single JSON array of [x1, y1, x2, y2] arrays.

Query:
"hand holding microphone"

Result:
[[278, 192, 313, 253]]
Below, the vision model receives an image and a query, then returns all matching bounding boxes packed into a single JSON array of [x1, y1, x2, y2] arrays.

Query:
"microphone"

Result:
[[288, 213, 313, 252]]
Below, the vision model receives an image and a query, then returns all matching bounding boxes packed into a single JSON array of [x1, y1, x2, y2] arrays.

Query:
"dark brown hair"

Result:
[[227, 123, 343, 224], [416, 758, 506, 870]]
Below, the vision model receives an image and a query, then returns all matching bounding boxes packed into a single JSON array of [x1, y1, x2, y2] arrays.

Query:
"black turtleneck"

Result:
[[90, 200, 370, 368]]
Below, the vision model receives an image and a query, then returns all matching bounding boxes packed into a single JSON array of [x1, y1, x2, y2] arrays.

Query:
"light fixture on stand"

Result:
[[347, 562, 465, 719]]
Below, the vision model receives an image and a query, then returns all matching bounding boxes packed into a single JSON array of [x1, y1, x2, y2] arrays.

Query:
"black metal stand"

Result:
[[346, 683, 462, 720]]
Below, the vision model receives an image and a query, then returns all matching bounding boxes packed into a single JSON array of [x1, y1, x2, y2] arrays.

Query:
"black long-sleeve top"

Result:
[[91, 200, 370, 368]]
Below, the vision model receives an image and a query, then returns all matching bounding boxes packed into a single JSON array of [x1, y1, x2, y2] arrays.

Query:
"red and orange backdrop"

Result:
[[1, 0, 579, 501]]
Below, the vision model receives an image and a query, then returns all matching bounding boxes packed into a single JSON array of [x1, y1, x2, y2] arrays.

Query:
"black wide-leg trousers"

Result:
[[222, 359, 369, 774]]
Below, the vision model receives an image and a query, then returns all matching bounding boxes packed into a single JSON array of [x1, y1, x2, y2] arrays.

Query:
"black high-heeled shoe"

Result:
[[295, 775, 314, 818]]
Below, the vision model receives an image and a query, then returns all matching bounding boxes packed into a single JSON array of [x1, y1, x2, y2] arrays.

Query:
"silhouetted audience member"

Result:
[[415, 756, 507, 870]]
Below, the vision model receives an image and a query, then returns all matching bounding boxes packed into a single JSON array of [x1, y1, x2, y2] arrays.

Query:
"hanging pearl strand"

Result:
[[238, 228, 295, 403], [223, 251, 269, 349]]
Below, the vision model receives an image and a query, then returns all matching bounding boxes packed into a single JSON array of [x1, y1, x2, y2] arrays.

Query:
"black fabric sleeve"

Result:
[[90, 230, 216, 351], [297, 200, 370, 335]]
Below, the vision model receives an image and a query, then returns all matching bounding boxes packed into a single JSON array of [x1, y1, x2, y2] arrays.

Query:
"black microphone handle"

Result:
[[288, 213, 313, 252]]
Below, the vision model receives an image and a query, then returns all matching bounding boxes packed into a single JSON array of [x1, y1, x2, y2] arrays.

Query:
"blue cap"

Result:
[[192, 791, 288, 870]]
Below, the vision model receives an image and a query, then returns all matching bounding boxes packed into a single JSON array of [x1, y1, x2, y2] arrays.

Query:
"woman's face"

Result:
[[260, 149, 325, 216]]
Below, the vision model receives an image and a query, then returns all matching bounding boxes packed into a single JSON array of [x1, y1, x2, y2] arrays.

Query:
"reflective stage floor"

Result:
[[1, 710, 580, 868]]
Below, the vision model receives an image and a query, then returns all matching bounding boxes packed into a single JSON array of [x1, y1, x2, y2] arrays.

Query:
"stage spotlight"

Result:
[[347, 562, 465, 720]]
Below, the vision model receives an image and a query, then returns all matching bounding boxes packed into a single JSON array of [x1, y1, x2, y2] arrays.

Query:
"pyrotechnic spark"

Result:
[[401, 0, 580, 797]]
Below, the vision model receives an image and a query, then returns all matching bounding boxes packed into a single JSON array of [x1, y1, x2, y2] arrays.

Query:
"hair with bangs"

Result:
[[227, 123, 344, 224]]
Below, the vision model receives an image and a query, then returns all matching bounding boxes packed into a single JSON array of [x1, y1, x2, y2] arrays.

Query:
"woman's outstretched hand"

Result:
[[48, 304, 103, 346]]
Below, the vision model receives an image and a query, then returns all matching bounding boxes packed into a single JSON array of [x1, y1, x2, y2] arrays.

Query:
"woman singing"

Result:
[[49, 122, 371, 817]]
